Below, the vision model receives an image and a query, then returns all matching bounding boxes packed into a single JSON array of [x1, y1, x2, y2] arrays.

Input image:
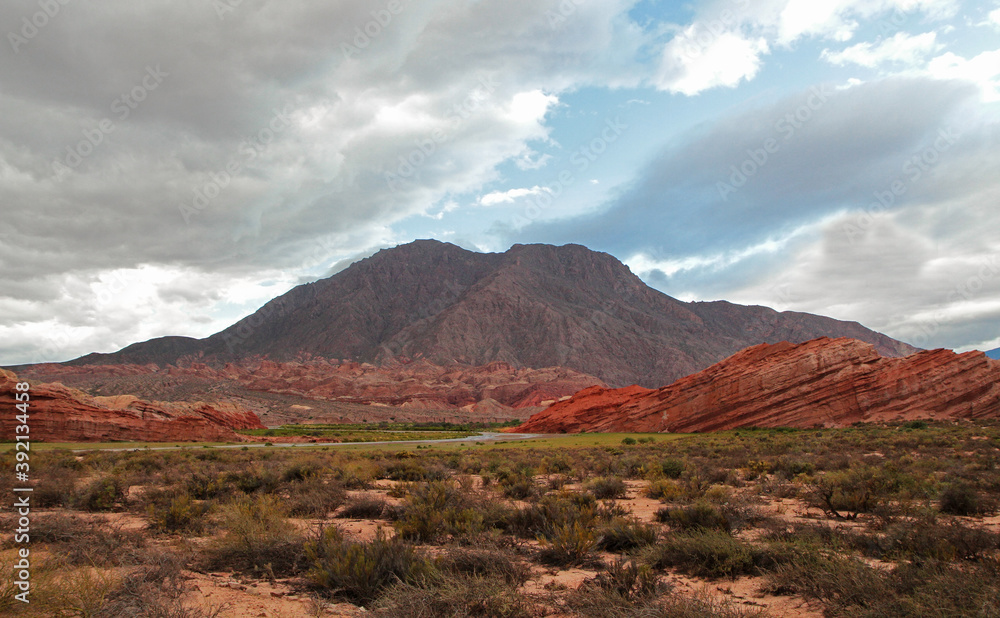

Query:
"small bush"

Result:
[[656, 501, 731, 532], [661, 458, 685, 479], [765, 552, 1000, 616], [645, 478, 684, 501], [376, 572, 532, 618], [306, 527, 433, 606], [587, 476, 628, 500], [509, 491, 597, 538], [939, 482, 991, 516], [78, 476, 127, 512], [338, 495, 387, 519], [597, 518, 659, 552], [147, 493, 211, 534], [588, 557, 661, 601], [436, 546, 531, 586], [287, 477, 346, 517], [644, 530, 763, 579], [537, 521, 598, 566], [203, 494, 304, 576], [621, 437, 637, 445]]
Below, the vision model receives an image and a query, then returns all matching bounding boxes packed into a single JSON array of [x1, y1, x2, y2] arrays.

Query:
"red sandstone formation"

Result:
[[19, 358, 603, 417], [0, 369, 264, 442], [516, 338, 1000, 433]]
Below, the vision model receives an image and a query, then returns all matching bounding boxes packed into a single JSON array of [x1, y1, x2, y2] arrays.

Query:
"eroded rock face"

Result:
[[16, 359, 604, 422], [0, 369, 264, 442], [516, 338, 1000, 433]]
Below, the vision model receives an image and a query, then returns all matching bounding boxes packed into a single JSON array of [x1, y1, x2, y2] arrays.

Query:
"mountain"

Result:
[[516, 338, 1000, 433], [987, 347, 1000, 360], [64, 240, 918, 388]]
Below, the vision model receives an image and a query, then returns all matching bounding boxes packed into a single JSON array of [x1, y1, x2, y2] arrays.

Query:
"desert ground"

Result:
[[2, 421, 999, 617]]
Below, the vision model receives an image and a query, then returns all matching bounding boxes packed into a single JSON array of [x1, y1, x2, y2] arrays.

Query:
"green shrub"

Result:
[[185, 473, 227, 499], [645, 478, 684, 501], [765, 552, 1000, 616], [78, 477, 127, 512], [656, 501, 731, 532], [587, 476, 628, 500], [509, 491, 597, 538], [644, 530, 763, 579], [807, 466, 900, 519], [392, 481, 487, 542], [147, 493, 210, 533], [939, 482, 988, 516], [621, 437, 637, 445], [203, 494, 304, 576], [661, 458, 685, 479], [306, 527, 432, 606], [537, 521, 598, 566], [588, 557, 660, 601], [597, 518, 659, 552]]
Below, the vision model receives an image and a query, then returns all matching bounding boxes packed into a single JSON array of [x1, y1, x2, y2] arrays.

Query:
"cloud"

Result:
[[480, 186, 551, 206], [650, 0, 959, 96], [0, 0, 648, 363], [513, 75, 999, 349], [928, 48, 1000, 101], [655, 30, 769, 95], [821, 31, 942, 67]]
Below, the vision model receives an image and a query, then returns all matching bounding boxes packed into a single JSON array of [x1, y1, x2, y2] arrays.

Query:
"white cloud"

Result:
[[776, 0, 958, 44], [821, 31, 942, 67], [480, 186, 551, 206], [928, 48, 1000, 101], [654, 0, 958, 95], [989, 8, 1000, 28], [655, 30, 769, 95]]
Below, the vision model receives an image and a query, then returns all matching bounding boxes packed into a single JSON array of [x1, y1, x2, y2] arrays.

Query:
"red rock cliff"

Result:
[[516, 338, 1000, 433], [0, 369, 264, 442]]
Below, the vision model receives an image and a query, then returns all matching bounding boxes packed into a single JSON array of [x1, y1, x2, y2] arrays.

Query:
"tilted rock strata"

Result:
[[0, 369, 264, 442], [516, 338, 1000, 433]]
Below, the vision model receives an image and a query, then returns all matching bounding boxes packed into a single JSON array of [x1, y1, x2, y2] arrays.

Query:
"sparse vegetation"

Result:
[[5, 418, 999, 616]]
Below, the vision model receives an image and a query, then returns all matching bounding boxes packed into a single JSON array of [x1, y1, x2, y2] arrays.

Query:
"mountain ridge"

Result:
[[53, 240, 918, 388]]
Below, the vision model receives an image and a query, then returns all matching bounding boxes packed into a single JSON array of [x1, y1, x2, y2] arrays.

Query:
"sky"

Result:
[[2, 0, 999, 365]]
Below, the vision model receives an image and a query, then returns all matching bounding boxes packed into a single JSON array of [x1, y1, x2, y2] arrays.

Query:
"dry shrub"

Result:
[[306, 527, 432, 606], [201, 494, 305, 577]]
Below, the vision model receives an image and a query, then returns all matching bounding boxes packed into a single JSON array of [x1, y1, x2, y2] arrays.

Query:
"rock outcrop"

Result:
[[0, 369, 264, 442], [516, 338, 1000, 433], [59, 240, 917, 388], [18, 358, 603, 417]]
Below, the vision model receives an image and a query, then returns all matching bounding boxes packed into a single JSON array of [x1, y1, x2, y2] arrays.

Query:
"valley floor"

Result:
[[2, 421, 999, 617]]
